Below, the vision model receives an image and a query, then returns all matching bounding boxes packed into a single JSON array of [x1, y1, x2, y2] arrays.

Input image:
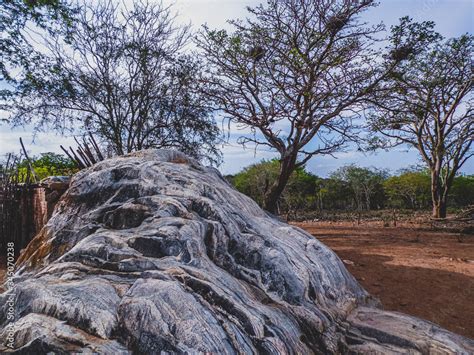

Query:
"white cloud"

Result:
[[219, 143, 277, 174], [0, 126, 76, 159]]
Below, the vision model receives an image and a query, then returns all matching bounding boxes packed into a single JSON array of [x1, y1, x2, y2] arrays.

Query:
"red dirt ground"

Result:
[[295, 221, 474, 339]]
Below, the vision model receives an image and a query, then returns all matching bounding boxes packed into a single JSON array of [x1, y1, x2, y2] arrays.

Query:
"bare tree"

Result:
[[196, 0, 426, 213], [5, 0, 221, 165], [369, 18, 473, 218]]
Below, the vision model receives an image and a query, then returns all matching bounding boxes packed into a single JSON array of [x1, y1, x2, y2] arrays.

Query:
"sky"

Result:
[[0, 0, 472, 176]]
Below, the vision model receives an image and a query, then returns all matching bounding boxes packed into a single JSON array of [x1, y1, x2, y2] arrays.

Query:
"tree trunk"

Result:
[[365, 190, 371, 211], [432, 198, 447, 219], [431, 169, 447, 218], [263, 153, 296, 214]]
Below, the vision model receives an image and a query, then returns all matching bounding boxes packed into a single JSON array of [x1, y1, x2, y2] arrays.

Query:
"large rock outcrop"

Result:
[[0, 150, 472, 354]]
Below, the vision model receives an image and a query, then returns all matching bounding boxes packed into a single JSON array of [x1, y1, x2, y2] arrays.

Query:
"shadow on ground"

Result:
[[297, 222, 474, 339], [299, 223, 474, 338], [332, 250, 473, 338]]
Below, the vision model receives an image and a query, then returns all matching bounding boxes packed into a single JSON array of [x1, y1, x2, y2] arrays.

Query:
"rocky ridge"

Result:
[[0, 150, 472, 354]]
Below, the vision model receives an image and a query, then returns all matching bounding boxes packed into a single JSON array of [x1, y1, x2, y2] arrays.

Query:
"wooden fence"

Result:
[[0, 145, 49, 255], [0, 135, 103, 254], [0, 183, 44, 254]]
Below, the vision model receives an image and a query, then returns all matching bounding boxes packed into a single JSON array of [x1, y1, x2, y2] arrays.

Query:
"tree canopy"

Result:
[[4, 0, 222, 165], [369, 18, 473, 217], [197, 0, 436, 213], [1, 0, 74, 92]]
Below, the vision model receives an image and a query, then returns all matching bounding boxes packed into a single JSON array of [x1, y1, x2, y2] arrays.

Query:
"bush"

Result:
[[383, 171, 431, 209], [16, 153, 78, 182]]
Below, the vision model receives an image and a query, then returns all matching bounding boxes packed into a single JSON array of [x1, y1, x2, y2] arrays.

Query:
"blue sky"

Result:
[[0, 0, 472, 176]]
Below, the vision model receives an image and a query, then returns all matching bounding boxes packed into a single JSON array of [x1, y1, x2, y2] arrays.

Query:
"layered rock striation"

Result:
[[0, 150, 472, 354]]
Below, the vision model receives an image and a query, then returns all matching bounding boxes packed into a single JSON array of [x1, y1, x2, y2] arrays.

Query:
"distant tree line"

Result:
[[227, 160, 474, 219]]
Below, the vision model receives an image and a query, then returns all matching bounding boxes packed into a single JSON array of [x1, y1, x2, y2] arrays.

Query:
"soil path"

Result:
[[296, 222, 474, 339]]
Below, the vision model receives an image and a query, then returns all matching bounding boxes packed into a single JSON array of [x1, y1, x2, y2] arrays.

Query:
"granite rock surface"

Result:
[[1, 150, 472, 354]]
